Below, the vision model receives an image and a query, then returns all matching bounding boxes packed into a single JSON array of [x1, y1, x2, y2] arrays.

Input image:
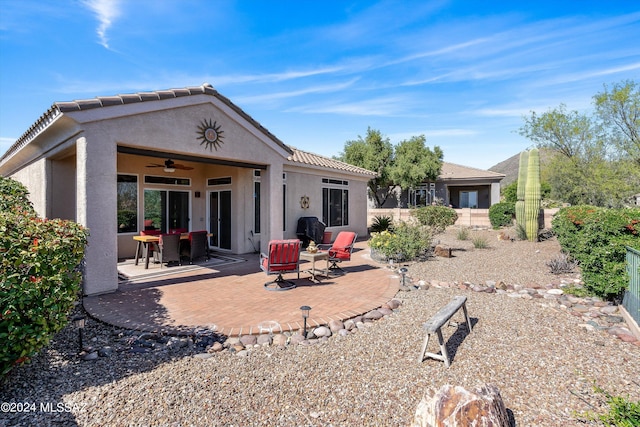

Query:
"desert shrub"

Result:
[[0, 177, 89, 376], [552, 205, 640, 300], [370, 215, 393, 233], [515, 223, 528, 240], [577, 384, 640, 427], [488, 202, 515, 229], [411, 205, 457, 234], [546, 253, 578, 274], [368, 222, 431, 261], [471, 234, 490, 249], [456, 227, 470, 240]]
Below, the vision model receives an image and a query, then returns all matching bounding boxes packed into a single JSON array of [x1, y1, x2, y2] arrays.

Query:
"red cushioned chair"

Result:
[[260, 239, 301, 291], [181, 230, 209, 264], [319, 231, 358, 273]]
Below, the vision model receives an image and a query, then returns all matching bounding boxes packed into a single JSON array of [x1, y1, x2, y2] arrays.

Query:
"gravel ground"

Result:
[[1, 227, 639, 427]]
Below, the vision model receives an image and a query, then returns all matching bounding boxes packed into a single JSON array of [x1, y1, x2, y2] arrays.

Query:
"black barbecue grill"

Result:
[[296, 216, 326, 248]]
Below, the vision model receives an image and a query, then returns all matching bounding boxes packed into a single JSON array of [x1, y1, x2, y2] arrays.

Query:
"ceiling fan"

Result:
[[146, 159, 193, 172]]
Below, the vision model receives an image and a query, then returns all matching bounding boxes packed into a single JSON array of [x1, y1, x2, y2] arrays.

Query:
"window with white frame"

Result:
[[117, 174, 138, 233]]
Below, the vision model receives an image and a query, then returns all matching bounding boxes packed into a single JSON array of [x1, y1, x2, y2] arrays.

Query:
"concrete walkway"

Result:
[[84, 241, 400, 336]]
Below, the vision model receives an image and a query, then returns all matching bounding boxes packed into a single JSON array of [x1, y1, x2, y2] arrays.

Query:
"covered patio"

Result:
[[84, 240, 399, 336]]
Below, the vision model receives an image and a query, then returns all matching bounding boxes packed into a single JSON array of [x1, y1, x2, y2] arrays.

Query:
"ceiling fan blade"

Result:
[[146, 163, 164, 168], [174, 164, 194, 170]]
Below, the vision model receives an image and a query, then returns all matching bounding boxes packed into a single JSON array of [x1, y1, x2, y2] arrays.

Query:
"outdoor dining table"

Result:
[[132, 234, 188, 269]]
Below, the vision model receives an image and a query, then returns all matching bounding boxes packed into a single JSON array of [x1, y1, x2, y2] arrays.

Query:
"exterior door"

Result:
[[209, 190, 231, 250], [144, 189, 190, 232]]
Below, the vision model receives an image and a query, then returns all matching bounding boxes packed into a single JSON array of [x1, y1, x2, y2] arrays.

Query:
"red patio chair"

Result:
[[319, 231, 358, 273], [260, 239, 301, 291]]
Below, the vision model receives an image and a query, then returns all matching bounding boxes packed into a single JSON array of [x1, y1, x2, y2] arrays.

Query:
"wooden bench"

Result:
[[418, 296, 472, 367]]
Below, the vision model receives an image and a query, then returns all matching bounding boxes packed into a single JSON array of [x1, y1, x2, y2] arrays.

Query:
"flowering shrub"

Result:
[[1, 177, 89, 376], [552, 205, 640, 300], [369, 222, 431, 261]]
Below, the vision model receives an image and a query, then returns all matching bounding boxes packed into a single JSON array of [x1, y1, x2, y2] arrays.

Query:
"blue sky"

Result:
[[1, 1, 638, 169]]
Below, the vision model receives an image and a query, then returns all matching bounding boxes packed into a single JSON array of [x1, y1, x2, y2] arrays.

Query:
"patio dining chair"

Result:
[[318, 231, 358, 273], [181, 230, 210, 264], [260, 239, 301, 291], [158, 233, 182, 268]]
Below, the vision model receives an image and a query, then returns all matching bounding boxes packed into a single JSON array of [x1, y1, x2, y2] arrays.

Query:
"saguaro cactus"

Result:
[[524, 149, 541, 241], [515, 151, 528, 230]]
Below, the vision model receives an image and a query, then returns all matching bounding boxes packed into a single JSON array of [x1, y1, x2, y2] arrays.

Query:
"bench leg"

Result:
[[462, 303, 472, 332], [418, 332, 431, 363], [437, 329, 450, 368]]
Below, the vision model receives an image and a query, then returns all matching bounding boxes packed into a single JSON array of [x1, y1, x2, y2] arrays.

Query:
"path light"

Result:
[[300, 305, 311, 338], [72, 315, 86, 353], [399, 267, 408, 287]]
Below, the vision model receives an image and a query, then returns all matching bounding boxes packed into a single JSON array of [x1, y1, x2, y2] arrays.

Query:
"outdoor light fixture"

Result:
[[399, 267, 408, 287], [72, 315, 86, 353], [300, 305, 311, 337]]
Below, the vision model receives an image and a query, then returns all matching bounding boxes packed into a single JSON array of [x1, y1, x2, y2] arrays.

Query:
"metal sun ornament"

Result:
[[197, 118, 224, 151]]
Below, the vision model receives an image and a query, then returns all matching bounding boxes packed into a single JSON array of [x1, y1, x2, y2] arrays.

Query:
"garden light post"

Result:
[[399, 267, 408, 287], [72, 315, 86, 353], [300, 305, 311, 338]]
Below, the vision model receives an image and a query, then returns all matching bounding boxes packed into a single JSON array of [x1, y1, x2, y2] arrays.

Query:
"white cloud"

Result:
[[82, 0, 122, 49]]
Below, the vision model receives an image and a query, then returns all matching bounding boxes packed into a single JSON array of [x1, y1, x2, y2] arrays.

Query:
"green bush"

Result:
[[368, 222, 431, 261], [488, 202, 515, 229], [411, 205, 458, 234], [552, 205, 640, 300], [578, 384, 640, 427], [370, 215, 393, 233], [0, 177, 89, 376]]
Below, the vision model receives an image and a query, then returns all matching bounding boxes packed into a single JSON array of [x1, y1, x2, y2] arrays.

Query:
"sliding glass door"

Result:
[[143, 189, 190, 232]]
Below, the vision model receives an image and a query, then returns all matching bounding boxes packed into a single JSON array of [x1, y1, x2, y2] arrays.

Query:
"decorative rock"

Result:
[[343, 320, 356, 331], [411, 384, 510, 427], [98, 346, 113, 357], [256, 334, 272, 346], [81, 351, 99, 361], [600, 306, 618, 315], [547, 289, 563, 295], [272, 334, 287, 348], [364, 310, 383, 320], [232, 343, 245, 353], [208, 342, 224, 352], [313, 326, 332, 338], [338, 329, 349, 337], [434, 245, 452, 258], [236, 350, 250, 357], [194, 353, 214, 359], [605, 316, 624, 324], [240, 335, 257, 346], [387, 299, 402, 310], [290, 334, 305, 345], [378, 307, 393, 316], [328, 320, 344, 332]]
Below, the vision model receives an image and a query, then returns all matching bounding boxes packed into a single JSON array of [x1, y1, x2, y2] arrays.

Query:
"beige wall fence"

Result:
[[367, 208, 559, 233]]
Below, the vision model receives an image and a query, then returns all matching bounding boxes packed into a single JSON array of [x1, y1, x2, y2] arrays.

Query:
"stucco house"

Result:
[[0, 83, 376, 296], [371, 162, 505, 209]]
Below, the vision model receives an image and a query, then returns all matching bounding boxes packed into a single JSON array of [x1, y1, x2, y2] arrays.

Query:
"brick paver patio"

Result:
[[84, 242, 400, 336]]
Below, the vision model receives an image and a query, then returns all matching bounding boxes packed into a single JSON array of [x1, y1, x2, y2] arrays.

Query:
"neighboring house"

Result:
[[370, 162, 505, 209], [0, 83, 376, 296]]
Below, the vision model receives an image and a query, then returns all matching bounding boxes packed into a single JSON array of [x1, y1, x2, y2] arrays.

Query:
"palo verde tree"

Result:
[[594, 79, 640, 165], [519, 80, 640, 207], [337, 128, 443, 207]]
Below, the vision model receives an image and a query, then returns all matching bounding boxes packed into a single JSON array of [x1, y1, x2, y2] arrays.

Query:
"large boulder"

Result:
[[411, 384, 510, 427]]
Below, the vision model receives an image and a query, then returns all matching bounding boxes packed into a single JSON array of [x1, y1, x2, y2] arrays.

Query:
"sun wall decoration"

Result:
[[197, 118, 225, 151]]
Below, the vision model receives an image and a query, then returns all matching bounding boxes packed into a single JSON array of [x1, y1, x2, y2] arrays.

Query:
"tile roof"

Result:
[[1, 83, 291, 164], [287, 147, 377, 177], [0, 83, 377, 178], [439, 162, 505, 180]]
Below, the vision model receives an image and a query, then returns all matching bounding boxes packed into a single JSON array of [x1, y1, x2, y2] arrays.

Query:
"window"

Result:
[[117, 175, 137, 233], [460, 191, 478, 208], [208, 177, 232, 186], [322, 178, 349, 227], [144, 175, 190, 186]]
